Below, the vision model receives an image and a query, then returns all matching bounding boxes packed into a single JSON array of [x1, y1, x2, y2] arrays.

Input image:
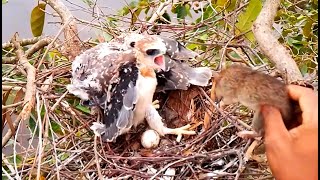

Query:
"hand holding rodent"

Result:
[[261, 85, 318, 180], [214, 64, 301, 137]]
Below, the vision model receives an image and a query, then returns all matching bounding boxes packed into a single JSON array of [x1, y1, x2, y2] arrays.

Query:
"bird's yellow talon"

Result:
[[163, 124, 196, 142], [152, 100, 160, 109]]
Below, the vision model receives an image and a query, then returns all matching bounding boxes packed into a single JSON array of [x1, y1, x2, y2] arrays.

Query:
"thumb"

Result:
[[260, 105, 291, 144]]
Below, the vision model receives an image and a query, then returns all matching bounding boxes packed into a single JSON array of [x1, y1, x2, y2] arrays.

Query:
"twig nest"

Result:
[[141, 129, 160, 149]]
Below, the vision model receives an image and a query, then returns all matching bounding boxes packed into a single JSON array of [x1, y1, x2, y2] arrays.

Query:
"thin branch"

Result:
[[2, 37, 56, 64], [2, 101, 24, 110], [2, 37, 43, 49], [37, 18, 71, 69], [94, 136, 104, 180]]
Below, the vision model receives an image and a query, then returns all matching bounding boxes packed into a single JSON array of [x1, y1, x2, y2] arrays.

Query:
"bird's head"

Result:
[[134, 37, 167, 71], [121, 33, 146, 51]]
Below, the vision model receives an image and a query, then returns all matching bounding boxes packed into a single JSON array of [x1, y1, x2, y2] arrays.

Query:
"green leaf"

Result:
[[300, 64, 308, 75], [50, 120, 64, 136], [216, 0, 237, 12], [118, 7, 130, 16], [162, 12, 171, 22], [8, 154, 23, 166], [186, 43, 199, 50], [59, 152, 70, 161], [2, 0, 8, 4], [131, 8, 142, 25], [76, 104, 90, 114], [29, 116, 39, 135], [185, 3, 192, 18], [199, 6, 215, 22], [200, 34, 209, 40], [30, 2, 46, 37], [176, 4, 188, 19], [235, 0, 262, 42], [138, 0, 148, 8], [303, 19, 313, 38], [287, 37, 304, 51]]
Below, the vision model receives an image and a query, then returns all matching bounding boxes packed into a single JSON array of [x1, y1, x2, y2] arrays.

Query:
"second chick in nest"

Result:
[[214, 64, 302, 138]]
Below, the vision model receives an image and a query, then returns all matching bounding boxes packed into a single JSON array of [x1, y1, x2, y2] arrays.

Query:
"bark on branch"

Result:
[[2, 33, 37, 147], [252, 0, 303, 83], [2, 37, 57, 64], [44, 0, 82, 61]]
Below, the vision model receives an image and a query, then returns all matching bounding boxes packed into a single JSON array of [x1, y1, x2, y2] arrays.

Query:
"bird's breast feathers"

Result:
[[132, 70, 158, 126]]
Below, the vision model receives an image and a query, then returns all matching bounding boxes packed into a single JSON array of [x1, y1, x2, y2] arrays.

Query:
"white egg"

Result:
[[141, 129, 160, 149]]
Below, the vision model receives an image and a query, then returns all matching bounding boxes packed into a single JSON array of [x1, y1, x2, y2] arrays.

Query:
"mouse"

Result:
[[214, 64, 302, 138]]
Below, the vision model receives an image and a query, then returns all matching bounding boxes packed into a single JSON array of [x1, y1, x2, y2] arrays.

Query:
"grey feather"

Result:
[[180, 65, 213, 86], [116, 106, 134, 128], [123, 82, 138, 109]]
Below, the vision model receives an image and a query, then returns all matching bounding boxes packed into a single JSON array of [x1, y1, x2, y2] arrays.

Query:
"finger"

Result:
[[261, 105, 291, 144], [287, 85, 317, 107], [287, 85, 312, 101]]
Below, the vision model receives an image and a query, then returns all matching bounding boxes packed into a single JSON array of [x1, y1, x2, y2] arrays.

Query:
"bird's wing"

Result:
[[99, 61, 139, 142], [67, 42, 122, 100], [156, 57, 212, 91], [68, 43, 140, 142], [156, 57, 190, 91]]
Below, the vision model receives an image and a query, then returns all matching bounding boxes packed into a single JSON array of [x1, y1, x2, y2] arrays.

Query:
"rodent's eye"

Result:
[[129, 42, 135, 47], [146, 49, 160, 56]]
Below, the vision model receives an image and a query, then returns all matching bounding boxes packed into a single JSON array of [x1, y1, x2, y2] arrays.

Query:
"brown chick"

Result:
[[214, 64, 301, 138]]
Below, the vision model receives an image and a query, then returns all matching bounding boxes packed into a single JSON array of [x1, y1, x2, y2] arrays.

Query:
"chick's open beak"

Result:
[[153, 55, 166, 71]]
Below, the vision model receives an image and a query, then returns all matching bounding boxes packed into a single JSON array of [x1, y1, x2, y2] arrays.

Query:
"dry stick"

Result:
[[2, 153, 16, 180], [50, 90, 69, 111], [35, 92, 44, 180], [2, 33, 37, 148], [203, 79, 215, 130], [94, 136, 104, 180], [219, 36, 235, 70], [198, 88, 244, 131], [137, 0, 171, 33], [252, 0, 303, 83], [2, 36, 43, 49], [2, 101, 24, 110], [150, 150, 242, 179], [148, 0, 171, 23]]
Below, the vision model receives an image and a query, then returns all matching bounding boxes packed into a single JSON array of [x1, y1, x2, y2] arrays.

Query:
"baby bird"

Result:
[[214, 64, 301, 138]]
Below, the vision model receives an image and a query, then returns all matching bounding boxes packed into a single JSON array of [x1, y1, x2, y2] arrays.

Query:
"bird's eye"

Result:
[[129, 42, 135, 47], [146, 49, 160, 56]]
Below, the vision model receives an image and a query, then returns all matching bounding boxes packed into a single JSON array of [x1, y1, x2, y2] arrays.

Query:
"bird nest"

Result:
[[2, 56, 273, 179], [3, 1, 317, 178]]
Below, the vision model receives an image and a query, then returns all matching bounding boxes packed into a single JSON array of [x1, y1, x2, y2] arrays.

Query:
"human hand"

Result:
[[261, 85, 318, 180]]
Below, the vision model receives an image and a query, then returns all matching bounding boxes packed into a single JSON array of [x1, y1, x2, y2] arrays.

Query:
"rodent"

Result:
[[214, 64, 301, 138]]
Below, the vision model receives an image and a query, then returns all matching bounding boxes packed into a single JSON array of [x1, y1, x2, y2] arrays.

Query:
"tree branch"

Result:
[[44, 0, 82, 60], [2, 37, 57, 64], [252, 0, 303, 83], [2, 33, 37, 147], [2, 37, 43, 49]]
